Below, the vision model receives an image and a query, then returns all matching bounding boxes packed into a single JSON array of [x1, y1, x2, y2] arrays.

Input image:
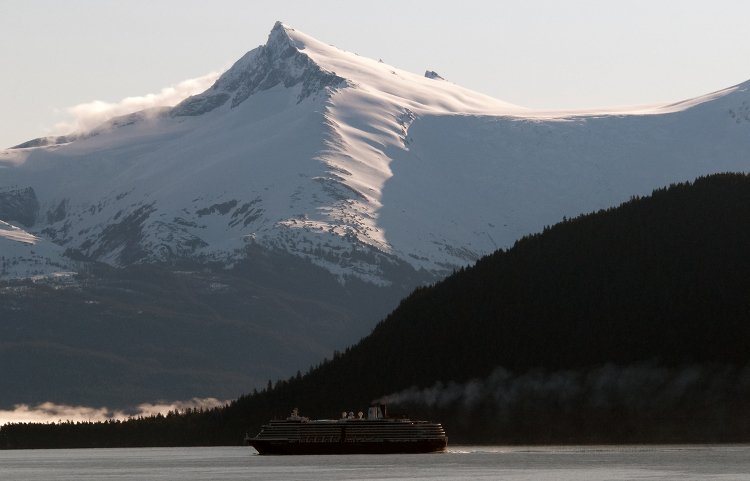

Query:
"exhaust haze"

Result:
[[377, 362, 750, 414]]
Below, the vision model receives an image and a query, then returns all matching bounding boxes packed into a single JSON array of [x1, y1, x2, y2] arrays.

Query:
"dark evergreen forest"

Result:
[[3, 172, 750, 448]]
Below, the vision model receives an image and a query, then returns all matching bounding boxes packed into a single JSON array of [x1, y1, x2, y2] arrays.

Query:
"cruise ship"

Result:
[[246, 405, 448, 455]]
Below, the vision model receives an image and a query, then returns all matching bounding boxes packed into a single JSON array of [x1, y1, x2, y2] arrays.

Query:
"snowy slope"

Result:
[[1, 22, 749, 283], [0, 220, 78, 279]]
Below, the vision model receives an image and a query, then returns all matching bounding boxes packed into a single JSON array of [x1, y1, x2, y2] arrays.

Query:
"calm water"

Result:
[[1, 445, 749, 480]]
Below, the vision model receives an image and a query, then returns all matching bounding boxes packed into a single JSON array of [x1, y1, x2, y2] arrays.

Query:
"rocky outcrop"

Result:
[[11, 135, 77, 149], [0, 187, 39, 227], [171, 22, 346, 117]]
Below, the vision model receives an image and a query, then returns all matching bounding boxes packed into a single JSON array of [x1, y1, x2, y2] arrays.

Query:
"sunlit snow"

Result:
[[1, 22, 749, 283]]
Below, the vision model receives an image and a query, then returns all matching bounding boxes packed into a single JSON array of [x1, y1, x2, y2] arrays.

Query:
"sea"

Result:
[[1, 445, 749, 480]]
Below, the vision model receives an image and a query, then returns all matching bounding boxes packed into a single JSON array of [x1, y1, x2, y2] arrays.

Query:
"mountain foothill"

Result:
[[1, 23, 750, 446]]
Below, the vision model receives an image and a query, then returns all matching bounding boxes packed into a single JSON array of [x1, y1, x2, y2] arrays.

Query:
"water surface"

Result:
[[1, 445, 749, 480]]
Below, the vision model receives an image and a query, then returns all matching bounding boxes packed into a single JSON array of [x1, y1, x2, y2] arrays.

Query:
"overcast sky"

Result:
[[2, 0, 750, 149]]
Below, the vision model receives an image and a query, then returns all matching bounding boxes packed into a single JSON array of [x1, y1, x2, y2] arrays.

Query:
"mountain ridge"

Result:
[[1, 23, 750, 405], [2, 22, 748, 284], [172, 22, 349, 117]]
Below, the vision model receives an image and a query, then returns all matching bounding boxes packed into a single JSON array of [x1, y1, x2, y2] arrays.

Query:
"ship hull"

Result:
[[248, 437, 448, 455]]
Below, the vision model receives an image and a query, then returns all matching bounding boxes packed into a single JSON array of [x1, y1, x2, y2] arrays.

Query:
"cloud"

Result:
[[0, 398, 227, 426], [50, 70, 224, 135]]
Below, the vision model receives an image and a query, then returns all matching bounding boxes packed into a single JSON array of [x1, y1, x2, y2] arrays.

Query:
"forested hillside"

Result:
[[0, 245, 421, 409], [4, 173, 750, 448]]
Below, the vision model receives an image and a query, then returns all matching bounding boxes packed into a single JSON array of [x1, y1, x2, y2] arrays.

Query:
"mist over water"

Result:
[[0, 398, 227, 426]]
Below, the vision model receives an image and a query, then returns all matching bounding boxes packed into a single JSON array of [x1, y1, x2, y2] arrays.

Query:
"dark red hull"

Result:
[[248, 437, 448, 455]]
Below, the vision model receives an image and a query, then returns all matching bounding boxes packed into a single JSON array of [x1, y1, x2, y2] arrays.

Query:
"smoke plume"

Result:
[[377, 362, 750, 416], [50, 70, 224, 135], [0, 398, 227, 426]]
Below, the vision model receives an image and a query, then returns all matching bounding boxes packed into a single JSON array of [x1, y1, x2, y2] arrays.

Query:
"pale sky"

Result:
[[2, 0, 750, 149]]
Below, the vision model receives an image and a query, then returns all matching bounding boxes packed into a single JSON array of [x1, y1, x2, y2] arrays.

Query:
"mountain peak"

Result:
[[266, 21, 301, 57], [170, 22, 345, 117]]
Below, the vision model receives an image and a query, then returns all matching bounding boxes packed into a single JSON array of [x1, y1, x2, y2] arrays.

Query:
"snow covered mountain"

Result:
[[2, 22, 750, 284]]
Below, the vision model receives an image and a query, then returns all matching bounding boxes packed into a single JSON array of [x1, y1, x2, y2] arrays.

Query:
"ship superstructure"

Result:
[[246, 405, 448, 455]]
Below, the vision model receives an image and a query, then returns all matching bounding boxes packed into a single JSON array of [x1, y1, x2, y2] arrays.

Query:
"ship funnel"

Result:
[[368, 404, 387, 419]]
